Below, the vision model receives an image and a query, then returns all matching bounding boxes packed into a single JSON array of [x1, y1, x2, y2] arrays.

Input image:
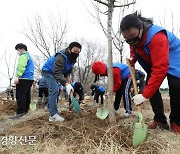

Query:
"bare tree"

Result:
[[0, 51, 17, 87], [91, 0, 136, 124], [157, 11, 180, 36], [31, 54, 47, 79], [22, 10, 68, 58], [87, 0, 136, 62], [0, 51, 17, 99]]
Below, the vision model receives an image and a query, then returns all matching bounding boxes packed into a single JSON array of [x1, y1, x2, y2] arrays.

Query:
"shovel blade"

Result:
[[133, 123, 148, 147], [96, 107, 109, 120], [70, 95, 81, 114], [30, 101, 37, 111]]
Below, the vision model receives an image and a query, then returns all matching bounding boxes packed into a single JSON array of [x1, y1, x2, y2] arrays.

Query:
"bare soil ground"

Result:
[[0, 94, 179, 154]]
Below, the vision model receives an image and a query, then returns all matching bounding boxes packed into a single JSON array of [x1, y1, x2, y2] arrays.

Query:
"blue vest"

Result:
[[42, 51, 75, 75], [98, 85, 105, 93], [21, 52, 34, 80], [133, 24, 180, 78], [112, 63, 130, 79]]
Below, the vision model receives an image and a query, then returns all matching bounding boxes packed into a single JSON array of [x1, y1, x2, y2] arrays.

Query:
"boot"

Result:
[[148, 120, 169, 130], [170, 123, 180, 134]]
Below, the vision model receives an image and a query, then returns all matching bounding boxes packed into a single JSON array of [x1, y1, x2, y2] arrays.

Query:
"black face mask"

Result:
[[126, 29, 141, 46], [70, 52, 79, 59]]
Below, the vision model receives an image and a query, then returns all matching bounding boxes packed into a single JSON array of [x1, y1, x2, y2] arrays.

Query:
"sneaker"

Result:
[[123, 112, 132, 118], [148, 120, 169, 130], [170, 123, 180, 134], [9, 113, 27, 120], [49, 113, 65, 122], [44, 106, 48, 110]]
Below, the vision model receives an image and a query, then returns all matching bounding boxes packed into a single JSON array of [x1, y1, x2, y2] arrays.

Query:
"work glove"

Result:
[[66, 84, 74, 95], [132, 94, 148, 106], [14, 77, 19, 84]]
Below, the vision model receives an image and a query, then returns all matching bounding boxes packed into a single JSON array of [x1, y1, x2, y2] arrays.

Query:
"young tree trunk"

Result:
[[107, 0, 116, 125]]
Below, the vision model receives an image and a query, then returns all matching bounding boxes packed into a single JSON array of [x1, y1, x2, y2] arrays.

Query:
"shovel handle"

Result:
[[126, 59, 145, 126]]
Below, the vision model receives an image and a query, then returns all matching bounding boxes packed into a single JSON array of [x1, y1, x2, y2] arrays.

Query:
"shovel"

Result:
[[126, 59, 148, 148], [30, 101, 37, 111], [70, 94, 81, 114], [96, 97, 109, 120]]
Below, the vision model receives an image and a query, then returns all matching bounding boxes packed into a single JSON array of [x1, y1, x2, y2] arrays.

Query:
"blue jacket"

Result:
[[134, 24, 180, 78], [112, 63, 130, 79], [21, 52, 34, 80], [98, 85, 105, 93], [42, 51, 75, 75]]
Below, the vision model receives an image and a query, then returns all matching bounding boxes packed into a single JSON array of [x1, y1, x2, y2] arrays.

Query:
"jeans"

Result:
[[42, 71, 59, 116]]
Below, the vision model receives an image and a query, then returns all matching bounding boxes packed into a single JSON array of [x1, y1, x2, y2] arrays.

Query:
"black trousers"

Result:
[[148, 74, 180, 125], [146, 73, 167, 124], [94, 91, 105, 104], [167, 74, 180, 125], [16, 79, 33, 114], [69, 89, 84, 105], [114, 78, 132, 113], [8, 89, 14, 100], [38, 88, 49, 97]]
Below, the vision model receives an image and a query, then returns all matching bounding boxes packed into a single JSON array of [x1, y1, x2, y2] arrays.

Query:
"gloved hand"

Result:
[[65, 83, 74, 95], [14, 77, 19, 84], [132, 94, 148, 106]]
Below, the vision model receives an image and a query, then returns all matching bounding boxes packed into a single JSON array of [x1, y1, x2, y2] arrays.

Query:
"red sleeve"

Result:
[[130, 46, 137, 65], [113, 68, 122, 92], [142, 32, 169, 98]]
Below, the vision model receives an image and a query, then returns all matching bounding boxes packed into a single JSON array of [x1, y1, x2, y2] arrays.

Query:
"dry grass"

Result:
[[0, 95, 180, 154]]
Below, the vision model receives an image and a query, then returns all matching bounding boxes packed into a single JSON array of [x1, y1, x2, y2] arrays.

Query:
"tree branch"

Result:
[[94, 0, 108, 6], [114, 0, 136, 7]]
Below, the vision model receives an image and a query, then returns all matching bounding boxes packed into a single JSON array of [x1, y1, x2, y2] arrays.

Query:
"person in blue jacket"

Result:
[[10, 43, 34, 119], [71, 82, 84, 103], [37, 77, 49, 106], [90, 84, 105, 105], [42, 42, 82, 122]]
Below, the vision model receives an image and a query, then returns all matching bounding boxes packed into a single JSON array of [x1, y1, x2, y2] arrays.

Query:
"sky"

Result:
[[0, 0, 180, 91]]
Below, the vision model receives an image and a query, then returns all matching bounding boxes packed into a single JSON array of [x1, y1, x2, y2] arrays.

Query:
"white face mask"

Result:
[[17, 51, 21, 55]]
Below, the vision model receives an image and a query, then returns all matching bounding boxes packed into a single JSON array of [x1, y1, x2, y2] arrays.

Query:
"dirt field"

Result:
[[0, 94, 179, 154]]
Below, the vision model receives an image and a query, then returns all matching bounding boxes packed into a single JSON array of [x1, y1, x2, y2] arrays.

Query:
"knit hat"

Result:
[[91, 61, 107, 75]]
